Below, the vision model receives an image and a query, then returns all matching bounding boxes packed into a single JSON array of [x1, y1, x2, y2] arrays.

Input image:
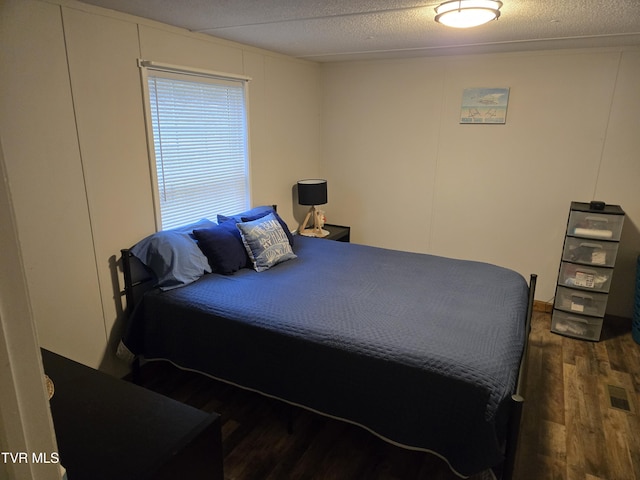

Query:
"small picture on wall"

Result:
[[460, 87, 510, 124]]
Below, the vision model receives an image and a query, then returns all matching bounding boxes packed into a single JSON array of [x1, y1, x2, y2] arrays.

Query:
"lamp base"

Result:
[[299, 228, 330, 238], [298, 206, 329, 238]]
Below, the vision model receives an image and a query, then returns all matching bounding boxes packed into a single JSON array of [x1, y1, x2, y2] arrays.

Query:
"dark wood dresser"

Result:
[[41, 349, 223, 480]]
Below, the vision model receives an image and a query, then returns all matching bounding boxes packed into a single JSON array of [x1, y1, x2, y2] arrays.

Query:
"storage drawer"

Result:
[[567, 210, 624, 241], [554, 286, 608, 317], [558, 262, 612, 292], [562, 237, 619, 267], [551, 310, 603, 341]]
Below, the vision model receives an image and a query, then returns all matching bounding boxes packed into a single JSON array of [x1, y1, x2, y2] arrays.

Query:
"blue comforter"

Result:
[[123, 236, 529, 476]]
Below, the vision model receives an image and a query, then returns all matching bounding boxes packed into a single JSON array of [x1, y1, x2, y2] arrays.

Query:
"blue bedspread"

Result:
[[123, 236, 529, 476]]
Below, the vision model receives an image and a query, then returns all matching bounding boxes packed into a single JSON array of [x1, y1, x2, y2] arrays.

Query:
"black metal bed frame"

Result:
[[503, 272, 537, 480], [120, 238, 537, 480]]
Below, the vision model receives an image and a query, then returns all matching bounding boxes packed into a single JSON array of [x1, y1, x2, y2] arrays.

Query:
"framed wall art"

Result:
[[460, 87, 510, 124]]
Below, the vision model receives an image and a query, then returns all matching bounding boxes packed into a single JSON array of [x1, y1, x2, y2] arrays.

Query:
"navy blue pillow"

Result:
[[217, 205, 275, 225], [193, 220, 248, 274]]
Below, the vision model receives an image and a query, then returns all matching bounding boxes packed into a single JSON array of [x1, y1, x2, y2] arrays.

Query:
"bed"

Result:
[[118, 205, 536, 479]]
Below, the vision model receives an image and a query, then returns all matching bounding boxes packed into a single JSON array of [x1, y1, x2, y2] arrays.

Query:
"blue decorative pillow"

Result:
[[193, 220, 248, 274], [130, 228, 212, 291], [236, 213, 297, 272], [242, 210, 294, 247]]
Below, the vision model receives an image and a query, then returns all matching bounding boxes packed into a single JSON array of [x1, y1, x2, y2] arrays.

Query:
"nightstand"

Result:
[[323, 224, 350, 242], [41, 349, 223, 480]]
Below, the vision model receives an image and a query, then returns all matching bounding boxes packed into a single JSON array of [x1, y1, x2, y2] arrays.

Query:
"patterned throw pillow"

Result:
[[236, 213, 297, 272]]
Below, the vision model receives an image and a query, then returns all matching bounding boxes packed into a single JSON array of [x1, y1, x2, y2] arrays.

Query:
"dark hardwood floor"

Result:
[[132, 310, 640, 480]]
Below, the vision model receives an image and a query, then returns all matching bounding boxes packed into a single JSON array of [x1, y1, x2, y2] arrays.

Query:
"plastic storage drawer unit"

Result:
[[552, 202, 624, 341], [551, 310, 603, 341]]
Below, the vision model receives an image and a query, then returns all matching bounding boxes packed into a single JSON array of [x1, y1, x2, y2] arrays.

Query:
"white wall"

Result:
[[0, 137, 59, 480], [1, 0, 321, 371], [321, 48, 640, 317], [1, 0, 107, 369]]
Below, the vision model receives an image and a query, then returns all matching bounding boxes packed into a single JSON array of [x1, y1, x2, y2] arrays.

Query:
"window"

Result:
[[141, 61, 250, 230]]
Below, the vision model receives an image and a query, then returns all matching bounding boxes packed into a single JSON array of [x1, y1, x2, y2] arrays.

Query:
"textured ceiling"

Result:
[[77, 0, 640, 61]]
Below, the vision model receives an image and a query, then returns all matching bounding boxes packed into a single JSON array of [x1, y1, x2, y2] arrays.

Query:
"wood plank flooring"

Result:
[[516, 311, 640, 480], [132, 311, 640, 479]]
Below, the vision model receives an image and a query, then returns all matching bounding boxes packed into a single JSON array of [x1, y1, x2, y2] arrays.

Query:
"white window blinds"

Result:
[[144, 65, 250, 230]]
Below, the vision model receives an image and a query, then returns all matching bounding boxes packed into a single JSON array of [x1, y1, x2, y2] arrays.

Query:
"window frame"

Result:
[[138, 60, 252, 231]]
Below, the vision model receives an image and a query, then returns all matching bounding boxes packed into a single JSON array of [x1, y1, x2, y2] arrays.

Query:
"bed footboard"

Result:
[[502, 273, 537, 480]]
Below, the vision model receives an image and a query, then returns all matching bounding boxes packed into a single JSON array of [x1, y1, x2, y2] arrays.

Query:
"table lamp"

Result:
[[297, 179, 329, 237]]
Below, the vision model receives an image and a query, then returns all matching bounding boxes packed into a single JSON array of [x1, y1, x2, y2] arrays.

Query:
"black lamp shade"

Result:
[[297, 179, 327, 206]]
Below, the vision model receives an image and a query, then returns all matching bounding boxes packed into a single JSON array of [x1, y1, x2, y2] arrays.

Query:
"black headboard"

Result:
[[120, 248, 154, 315]]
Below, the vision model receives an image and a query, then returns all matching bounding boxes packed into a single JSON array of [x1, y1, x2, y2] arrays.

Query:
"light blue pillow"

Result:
[[131, 220, 214, 290], [236, 213, 297, 272]]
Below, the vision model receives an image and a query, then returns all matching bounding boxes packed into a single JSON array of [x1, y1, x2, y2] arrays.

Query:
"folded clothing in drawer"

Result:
[[562, 237, 618, 267], [551, 310, 603, 341]]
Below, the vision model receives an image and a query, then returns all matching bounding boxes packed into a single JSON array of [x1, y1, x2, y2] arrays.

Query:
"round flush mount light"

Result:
[[434, 0, 503, 28]]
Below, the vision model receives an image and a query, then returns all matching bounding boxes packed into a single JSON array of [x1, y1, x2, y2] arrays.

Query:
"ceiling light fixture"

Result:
[[434, 0, 502, 28]]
